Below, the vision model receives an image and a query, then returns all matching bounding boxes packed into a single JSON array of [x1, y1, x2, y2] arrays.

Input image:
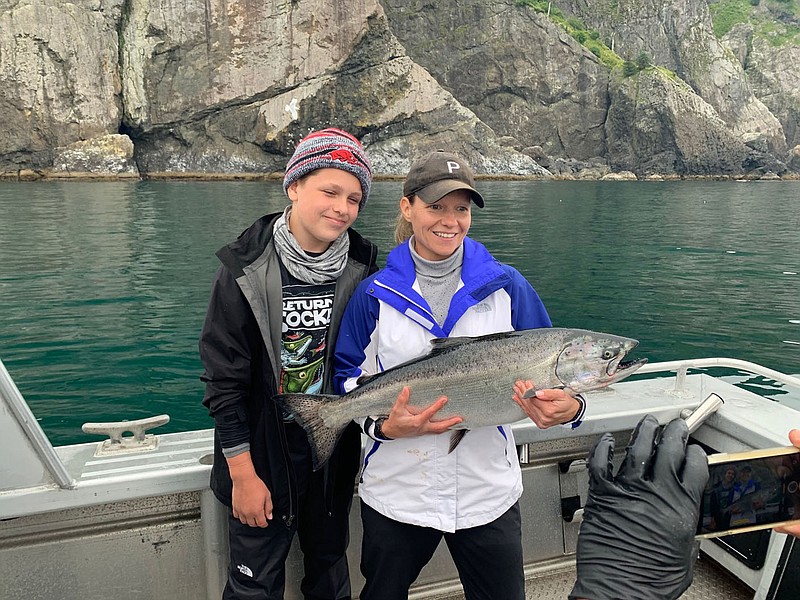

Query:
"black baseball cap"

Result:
[[402, 150, 485, 207]]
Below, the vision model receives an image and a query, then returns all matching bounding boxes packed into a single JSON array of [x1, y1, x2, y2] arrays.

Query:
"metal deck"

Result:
[[406, 553, 754, 599], [522, 555, 754, 600]]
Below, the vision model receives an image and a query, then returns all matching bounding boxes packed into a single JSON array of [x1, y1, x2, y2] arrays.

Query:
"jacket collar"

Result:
[[372, 237, 510, 336]]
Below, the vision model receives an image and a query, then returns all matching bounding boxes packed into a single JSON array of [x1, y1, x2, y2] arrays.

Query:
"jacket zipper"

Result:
[[273, 405, 296, 528]]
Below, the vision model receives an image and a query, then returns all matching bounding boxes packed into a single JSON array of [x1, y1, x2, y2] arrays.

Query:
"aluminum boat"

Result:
[[2, 358, 799, 599]]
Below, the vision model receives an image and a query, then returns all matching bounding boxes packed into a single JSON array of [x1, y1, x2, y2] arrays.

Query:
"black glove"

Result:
[[569, 415, 709, 600]]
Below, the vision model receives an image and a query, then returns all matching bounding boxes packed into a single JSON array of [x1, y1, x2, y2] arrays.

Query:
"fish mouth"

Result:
[[604, 339, 646, 380], [607, 357, 648, 380]]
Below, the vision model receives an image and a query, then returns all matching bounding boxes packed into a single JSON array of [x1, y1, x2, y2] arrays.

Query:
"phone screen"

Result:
[[696, 446, 800, 538]]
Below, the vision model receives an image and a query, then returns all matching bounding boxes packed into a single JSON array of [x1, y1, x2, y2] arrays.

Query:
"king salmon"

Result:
[[275, 327, 647, 469]]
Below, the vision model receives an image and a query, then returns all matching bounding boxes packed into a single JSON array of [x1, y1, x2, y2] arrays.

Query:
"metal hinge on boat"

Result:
[[559, 458, 587, 554], [82, 414, 170, 456]]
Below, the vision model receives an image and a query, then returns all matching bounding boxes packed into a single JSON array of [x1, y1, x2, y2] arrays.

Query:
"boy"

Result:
[[200, 128, 378, 599]]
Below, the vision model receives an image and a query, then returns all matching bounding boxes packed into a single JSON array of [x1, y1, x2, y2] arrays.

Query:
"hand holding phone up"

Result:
[[569, 415, 709, 600]]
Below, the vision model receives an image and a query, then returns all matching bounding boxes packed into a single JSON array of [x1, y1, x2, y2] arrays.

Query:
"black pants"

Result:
[[359, 500, 525, 600], [222, 424, 352, 600]]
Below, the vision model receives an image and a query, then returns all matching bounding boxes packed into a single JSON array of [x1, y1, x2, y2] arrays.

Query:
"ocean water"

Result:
[[1, 179, 799, 445]]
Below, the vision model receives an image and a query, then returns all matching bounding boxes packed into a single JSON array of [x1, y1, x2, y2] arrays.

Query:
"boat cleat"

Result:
[[82, 414, 170, 456]]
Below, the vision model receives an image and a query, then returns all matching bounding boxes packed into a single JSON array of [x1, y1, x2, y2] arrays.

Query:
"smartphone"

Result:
[[696, 445, 800, 538]]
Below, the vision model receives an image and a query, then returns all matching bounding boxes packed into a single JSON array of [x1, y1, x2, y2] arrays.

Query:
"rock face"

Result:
[[121, 1, 547, 177], [724, 23, 800, 150], [0, 0, 798, 177], [0, 0, 124, 170], [790, 146, 800, 172], [52, 134, 138, 177], [380, 0, 611, 161], [118, 0, 546, 176], [606, 69, 748, 175], [559, 0, 787, 160]]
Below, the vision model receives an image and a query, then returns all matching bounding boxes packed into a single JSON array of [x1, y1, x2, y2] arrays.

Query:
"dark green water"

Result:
[[1, 180, 799, 445]]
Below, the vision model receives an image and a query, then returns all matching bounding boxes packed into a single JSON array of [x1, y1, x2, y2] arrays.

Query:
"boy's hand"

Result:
[[228, 452, 273, 527]]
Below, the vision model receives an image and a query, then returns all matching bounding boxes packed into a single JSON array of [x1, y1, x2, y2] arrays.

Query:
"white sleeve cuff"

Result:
[[561, 394, 586, 430]]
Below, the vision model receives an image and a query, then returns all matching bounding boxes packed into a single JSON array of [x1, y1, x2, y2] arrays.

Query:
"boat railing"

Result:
[[636, 357, 800, 393], [0, 358, 75, 490]]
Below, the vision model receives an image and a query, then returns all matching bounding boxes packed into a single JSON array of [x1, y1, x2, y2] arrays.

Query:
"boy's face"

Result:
[[286, 168, 362, 253]]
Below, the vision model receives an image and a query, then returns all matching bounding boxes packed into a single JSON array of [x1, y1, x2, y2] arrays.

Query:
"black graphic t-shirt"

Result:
[[279, 264, 336, 397]]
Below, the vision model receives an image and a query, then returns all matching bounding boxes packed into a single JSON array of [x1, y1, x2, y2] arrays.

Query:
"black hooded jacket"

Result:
[[199, 212, 378, 527]]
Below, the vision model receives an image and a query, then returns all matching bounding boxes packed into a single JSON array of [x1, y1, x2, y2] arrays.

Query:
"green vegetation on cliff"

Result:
[[710, 0, 800, 45], [515, 0, 623, 68]]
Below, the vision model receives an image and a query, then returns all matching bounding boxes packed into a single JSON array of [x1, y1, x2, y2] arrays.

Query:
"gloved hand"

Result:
[[569, 415, 709, 600]]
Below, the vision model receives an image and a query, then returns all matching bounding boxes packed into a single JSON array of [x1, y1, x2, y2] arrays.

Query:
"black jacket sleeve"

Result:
[[199, 265, 259, 451]]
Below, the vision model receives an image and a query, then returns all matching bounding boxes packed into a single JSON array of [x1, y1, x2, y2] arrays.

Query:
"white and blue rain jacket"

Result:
[[333, 237, 552, 532]]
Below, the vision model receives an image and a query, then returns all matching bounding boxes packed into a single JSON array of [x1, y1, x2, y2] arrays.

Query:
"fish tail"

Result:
[[273, 393, 345, 470]]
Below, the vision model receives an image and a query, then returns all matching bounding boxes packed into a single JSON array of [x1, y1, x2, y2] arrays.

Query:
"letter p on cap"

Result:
[[446, 161, 460, 174]]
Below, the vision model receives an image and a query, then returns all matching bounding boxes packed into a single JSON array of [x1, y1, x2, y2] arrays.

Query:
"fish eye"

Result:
[[602, 350, 615, 360]]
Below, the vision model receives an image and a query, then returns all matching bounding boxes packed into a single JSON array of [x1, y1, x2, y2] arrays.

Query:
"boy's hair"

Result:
[[283, 128, 372, 210]]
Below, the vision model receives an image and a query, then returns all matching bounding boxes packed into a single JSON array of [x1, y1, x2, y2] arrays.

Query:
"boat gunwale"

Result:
[[2, 358, 800, 520]]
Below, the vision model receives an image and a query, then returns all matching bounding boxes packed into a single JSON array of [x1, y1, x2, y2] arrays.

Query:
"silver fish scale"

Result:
[[320, 329, 633, 429]]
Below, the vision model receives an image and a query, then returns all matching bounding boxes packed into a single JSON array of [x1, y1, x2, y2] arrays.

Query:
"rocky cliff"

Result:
[[1, 0, 798, 179]]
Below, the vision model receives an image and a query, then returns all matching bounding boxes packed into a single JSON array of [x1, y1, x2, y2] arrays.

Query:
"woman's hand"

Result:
[[513, 379, 581, 428], [380, 386, 463, 439]]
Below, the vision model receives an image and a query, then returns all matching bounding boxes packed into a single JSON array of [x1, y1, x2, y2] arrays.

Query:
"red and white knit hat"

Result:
[[283, 128, 372, 210]]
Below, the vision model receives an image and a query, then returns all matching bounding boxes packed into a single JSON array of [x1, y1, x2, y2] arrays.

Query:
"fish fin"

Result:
[[522, 384, 569, 399], [429, 335, 482, 350], [273, 393, 345, 470], [428, 332, 522, 356], [356, 372, 382, 387], [448, 429, 469, 453]]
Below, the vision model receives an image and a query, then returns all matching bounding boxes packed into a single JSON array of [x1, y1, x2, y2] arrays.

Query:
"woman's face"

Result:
[[400, 190, 472, 261]]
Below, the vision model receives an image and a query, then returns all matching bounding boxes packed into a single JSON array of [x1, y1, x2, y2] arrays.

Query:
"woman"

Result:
[[332, 150, 585, 600]]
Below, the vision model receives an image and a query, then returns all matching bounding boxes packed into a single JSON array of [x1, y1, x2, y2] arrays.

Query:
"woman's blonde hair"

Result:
[[393, 195, 415, 244]]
